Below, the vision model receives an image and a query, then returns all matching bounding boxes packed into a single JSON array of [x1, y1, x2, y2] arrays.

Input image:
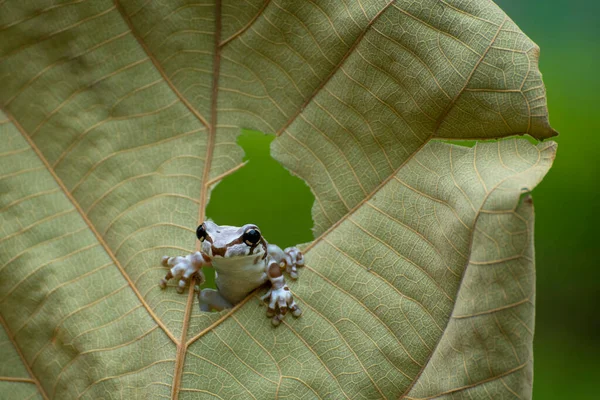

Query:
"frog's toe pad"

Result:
[[290, 302, 302, 317], [266, 290, 301, 326], [283, 247, 304, 279]]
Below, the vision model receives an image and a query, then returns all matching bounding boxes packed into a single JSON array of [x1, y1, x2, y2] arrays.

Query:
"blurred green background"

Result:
[[207, 1, 599, 398]]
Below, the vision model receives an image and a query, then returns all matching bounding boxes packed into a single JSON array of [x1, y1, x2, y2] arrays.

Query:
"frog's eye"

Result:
[[196, 224, 208, 242], [243, 228, 261, 246]]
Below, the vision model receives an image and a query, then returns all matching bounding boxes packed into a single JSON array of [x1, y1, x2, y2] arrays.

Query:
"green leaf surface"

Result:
[[0, 1, 556, 399]]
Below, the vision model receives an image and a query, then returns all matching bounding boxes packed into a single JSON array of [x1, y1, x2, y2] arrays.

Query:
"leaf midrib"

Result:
[[110, 0, 224, 394]]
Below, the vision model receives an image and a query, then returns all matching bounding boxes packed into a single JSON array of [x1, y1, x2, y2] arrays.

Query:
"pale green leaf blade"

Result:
[[404, 194, 537, 400], [0, 0, 213, 339], [268, 0, 556, 235], [0, 0, 557, 399], [0, 317, 44, 400], [0, 321, 29, 381], [0, 113, 175, 399]]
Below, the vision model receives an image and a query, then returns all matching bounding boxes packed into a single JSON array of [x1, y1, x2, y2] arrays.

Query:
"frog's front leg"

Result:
[[264, 260, 302, 326], [267, 244, 304, 279], [159, 252, 209, 293], [198, 289, 233, 312]]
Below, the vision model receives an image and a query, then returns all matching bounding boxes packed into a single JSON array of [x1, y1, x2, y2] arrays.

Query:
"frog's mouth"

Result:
[[210, 240, 267, 259]]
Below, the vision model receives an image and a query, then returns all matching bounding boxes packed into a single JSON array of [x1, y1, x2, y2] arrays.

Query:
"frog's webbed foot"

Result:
[[268, 244, 304, 280], [159, 253, 207, 293], [283, 247, 304, 280], [264, 262, 302, 326], [263, 284, 302, 326], [198, 289, 233, 312]]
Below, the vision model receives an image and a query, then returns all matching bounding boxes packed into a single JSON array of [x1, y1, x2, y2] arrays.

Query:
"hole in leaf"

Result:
[[201, 129, 314, 290], [441, 135, 539, 148], [440, 139, 477, 148]]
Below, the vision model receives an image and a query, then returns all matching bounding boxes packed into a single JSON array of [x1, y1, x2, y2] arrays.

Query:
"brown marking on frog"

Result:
[[267, 261, 282, 278]]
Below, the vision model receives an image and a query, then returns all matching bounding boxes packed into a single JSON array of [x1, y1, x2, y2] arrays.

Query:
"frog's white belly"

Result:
[[213, 256, 268, 304]]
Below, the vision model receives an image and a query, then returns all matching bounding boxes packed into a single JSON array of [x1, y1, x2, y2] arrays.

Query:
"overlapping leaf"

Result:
[[0, 0, 556, 399]]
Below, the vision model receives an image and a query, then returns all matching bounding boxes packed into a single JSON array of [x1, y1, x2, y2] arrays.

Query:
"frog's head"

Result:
[[196, 220, 266, 259]]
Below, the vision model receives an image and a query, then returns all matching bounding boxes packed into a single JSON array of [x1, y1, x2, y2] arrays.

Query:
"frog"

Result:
[[158, 220, 304, 326]]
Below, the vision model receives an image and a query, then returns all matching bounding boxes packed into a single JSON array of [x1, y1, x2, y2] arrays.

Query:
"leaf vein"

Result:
[[0, 314, 48, 400], [113, 0, 210, 129]]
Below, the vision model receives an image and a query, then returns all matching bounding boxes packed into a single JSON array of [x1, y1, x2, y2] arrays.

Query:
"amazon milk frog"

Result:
[[159, 220, 304, 326]]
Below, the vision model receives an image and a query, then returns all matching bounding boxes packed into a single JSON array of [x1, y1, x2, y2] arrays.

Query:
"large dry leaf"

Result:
[[0, 0, 556, 399]]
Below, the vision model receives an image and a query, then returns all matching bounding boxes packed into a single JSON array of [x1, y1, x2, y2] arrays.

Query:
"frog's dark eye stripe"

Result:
[[196, 223, 208, 242], [243, 228, 261, 246]]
